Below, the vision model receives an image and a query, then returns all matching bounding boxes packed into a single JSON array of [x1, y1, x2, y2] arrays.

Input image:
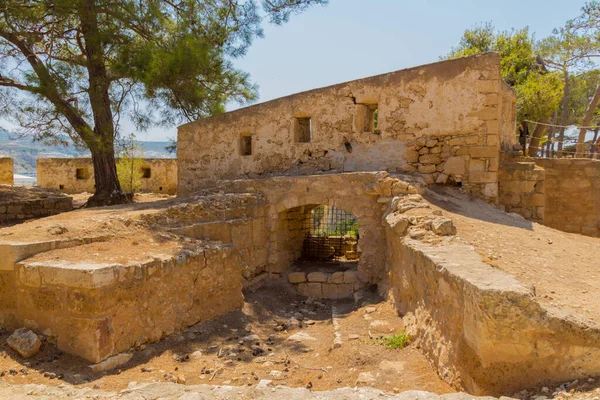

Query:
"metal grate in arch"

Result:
[[301, 205, 359, 261]]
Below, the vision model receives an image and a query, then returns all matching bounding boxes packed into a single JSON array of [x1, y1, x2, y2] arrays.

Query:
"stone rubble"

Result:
[[6, 329, 41, 358]]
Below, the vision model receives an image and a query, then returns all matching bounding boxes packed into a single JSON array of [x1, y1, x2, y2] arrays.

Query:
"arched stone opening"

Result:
[[273, 203, 364, 299]]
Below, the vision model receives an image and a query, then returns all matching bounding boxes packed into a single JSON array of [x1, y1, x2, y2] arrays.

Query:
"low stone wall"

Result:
[[386, 233, 600, 395], [0, 158, 13, 185], [0, 187, 73, 224], [288, 269, 360, 299], [1, 241, 242, 363], [37, 158, 177, 195], [534, 158, 600, 237], [498, 161, 545, 222]]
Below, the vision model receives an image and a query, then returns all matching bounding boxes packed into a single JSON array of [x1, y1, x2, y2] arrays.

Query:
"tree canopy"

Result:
[[447, 23, 564, 125], [0, 0, 327, 205]]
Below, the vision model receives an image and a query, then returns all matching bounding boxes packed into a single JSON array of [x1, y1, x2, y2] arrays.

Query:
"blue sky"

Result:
[[1, 0, 589, 141]]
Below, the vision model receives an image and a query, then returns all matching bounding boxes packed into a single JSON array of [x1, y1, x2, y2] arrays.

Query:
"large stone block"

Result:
[[322, 284, 338, 299], [288, 272, 307, 284], [443, 157, 466, 176], [298, 283, 322, 298], [469, 146, 498, 158], [469, 171, 497, 183], [307, 272, 327, 283], [328, 271, 345, 284]]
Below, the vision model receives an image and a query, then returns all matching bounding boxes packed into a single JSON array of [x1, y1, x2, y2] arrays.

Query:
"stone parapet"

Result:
[[2, 241, 242, 363], [0, 186, 73, 224], [386, 235, 600, 395], [498, 161, 545, 222], [534, 158, 600, 237]]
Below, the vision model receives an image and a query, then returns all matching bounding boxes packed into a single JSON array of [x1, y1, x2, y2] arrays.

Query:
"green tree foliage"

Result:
[[537, 14, 600, 156], [116, 133, 143, 194], [446, 24, 563, 126], [0, 0, 327, 205], [567, 69, 600, 126]]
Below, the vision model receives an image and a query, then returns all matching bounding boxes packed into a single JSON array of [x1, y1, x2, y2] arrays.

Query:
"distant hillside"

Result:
[[0, 130, 174, 173]]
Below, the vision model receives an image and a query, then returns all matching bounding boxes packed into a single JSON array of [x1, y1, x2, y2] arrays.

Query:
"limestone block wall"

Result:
[[178, 53, 516, 204], [206, 172, 394, 284], [2, 243, 242, 363], [386, 236, 600, 395], [37, 157, 177, 195], [0, 158, 13, 185], [534, 158, 600, 237], [498, 161, 545, 222], [0, 187, 73, 223], [0, 196, 72, 223], [288, 269, 360, 299]]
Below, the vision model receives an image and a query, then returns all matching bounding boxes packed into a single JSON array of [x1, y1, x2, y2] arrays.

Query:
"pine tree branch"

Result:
[[0, 74, 40, 93]]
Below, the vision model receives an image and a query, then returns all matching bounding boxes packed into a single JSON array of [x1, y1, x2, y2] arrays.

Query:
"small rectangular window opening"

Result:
[[75, 167, 89, 180], [240, 135, 252, 156], [364, 104, 379, 133], [141, 167, 151, 179], [295, 117, 312, 143]]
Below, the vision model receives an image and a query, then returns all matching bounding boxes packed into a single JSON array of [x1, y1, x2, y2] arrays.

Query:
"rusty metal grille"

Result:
[[302, 205, 359, 261]]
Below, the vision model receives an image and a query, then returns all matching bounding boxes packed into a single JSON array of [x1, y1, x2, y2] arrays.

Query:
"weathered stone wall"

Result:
[[36, 157, 177, 195], [1, 242, 242, 363], [0, 158, 13, 185], [498, 161, 545, 222], [386, 236, 600, 395], [288, 269, 360, 299], [534, 158, 600, 237], [0, 187, 73, 223], [204, 172, 401, 284], [178, 53, 516, 204]]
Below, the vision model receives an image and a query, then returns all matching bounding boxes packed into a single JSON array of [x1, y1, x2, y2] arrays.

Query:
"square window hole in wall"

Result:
[[75, 167, 89, 180], [360, 104, 379, 133], [142, 167, 151, 179], [295, 117, 312, 143], [240, 135, 252, 156]]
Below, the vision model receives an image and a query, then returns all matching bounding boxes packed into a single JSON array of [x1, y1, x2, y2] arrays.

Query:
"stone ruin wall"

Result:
[[534, 158, 600, 237], [0, 192, 72, 223], [496, 157, 600, 238], [386, 236, 600, 396], [498, 161, 545, 223], [36, 157, 177, 195], [0, 157, 13, 185], [178, 53, 516, 204], [0, 241, 243, 362], [195, 172, 390, 285]]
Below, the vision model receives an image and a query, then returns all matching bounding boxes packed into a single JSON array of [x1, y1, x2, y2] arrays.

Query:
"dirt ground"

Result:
[[0, 285, 452, 395], [424, 186, 600, 324], [70, 192, 174, 208]]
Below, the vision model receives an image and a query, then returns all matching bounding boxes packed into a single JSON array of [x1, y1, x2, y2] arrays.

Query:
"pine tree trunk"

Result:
[[87, 142, 130, 207], [526, 120, 548, 157], [79, 0, 129, 207], [557, 71, 570, 158], [576, 84, 600, 157]]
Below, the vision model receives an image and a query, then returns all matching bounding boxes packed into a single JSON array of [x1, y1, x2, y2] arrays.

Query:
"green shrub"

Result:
[[381, 332, 410, 349]]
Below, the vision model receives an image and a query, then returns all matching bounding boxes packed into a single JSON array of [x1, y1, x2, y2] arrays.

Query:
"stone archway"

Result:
[[261, 174, 388, 285]]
